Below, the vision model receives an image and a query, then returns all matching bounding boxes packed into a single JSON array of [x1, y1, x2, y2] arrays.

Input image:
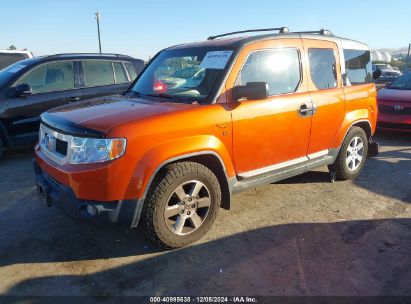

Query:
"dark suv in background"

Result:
[[0, 53, 144, 158]]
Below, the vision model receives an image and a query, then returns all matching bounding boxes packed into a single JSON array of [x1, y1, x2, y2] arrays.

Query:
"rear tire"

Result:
[[141, 161, 221, 249], [332, 126, 368, 180]]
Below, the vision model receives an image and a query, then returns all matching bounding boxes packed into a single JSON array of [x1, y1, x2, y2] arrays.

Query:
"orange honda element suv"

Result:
[[34, 28, 380, 248]]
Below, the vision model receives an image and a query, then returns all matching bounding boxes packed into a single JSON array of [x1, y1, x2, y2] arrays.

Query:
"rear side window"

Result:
[[83, 60, 115, 87], [235, 48, 301, 96], [308, 48, 337, 90], [18, 61, 75, 94], [113, 62, 128, 83], [125, 62, 138, 81], [343, 49, 372, 85]]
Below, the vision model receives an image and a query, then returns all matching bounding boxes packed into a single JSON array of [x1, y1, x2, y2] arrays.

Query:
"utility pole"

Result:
[[407, 43, 411, 70], [95, 11, 102, 54]]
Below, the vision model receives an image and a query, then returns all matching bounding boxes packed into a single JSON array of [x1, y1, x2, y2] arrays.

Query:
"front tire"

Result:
[[141, 161, 221, 249], [332, 126, 368, 180]]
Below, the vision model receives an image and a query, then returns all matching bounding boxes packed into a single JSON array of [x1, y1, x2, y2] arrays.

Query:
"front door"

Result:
[[227, 39, 312, 176], [6, 60, 81, 144]]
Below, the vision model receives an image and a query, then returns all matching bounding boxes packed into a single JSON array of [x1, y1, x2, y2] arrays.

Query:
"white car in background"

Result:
[[161, 67, 206, 89], [0, 50, 33, 70]]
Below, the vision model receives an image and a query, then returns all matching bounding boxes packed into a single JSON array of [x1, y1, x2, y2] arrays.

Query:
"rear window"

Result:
[[83, 60, 115, 87], [344, 49, 372, 85], [308, 48, 338, 90]]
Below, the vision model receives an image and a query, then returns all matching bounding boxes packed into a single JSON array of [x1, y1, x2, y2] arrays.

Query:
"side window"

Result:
[[343, 49, 372, 85], [18, 61, 75, 94], [308, 48, 338, 90], [125, 62, 138, 81], [83, 60, 115, 87], [235, 48, 301, 96], [113, 62, 128, 83]]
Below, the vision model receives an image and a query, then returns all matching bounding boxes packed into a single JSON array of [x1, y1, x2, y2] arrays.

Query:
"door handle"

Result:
[[298, 104, 312, 117], [298, 103, 316, 117], [65, 96, 80, 102]]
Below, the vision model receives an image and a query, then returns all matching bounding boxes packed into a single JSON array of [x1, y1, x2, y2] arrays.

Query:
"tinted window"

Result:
[[113, 62, 128, 83], [344, 49, 372, 85], [125, 63, 137, 81], [308, 48, 337, 90], [235, 48, 301, 95], [18, 61, 75, 94], [83, 60, 114, 87]]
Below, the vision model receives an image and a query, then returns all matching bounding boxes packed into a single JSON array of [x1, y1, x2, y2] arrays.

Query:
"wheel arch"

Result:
[[130, 151, 235, 228], [332, 115, 373, 150]]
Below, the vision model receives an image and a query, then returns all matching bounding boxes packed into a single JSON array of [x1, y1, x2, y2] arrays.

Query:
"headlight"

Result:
[[69, 137, 126, 164]]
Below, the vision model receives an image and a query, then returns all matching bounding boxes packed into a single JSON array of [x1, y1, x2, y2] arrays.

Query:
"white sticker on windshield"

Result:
[[200, 51, 233, 69], [7, 64, 26, 73]]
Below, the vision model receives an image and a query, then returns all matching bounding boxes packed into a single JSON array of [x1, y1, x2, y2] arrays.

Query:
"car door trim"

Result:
[[233, 148, 339, 193]]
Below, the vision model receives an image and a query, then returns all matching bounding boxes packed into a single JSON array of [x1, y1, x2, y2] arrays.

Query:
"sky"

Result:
[[1, 0, 410, 60]]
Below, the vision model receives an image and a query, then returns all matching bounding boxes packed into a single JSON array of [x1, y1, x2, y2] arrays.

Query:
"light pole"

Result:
[[95, 11, 102, 54], [406, 43, 411, 70]]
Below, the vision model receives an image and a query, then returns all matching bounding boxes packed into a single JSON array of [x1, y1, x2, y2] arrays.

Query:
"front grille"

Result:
[[379, 105, 411, 115], [378, 122, 411, 130], [55, 138, 68, 156]]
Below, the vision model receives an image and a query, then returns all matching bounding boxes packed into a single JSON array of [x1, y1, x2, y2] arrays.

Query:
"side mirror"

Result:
[[232, 82, 269, 101], [373, 69, 382, 80], [14, 83, 32, 97]]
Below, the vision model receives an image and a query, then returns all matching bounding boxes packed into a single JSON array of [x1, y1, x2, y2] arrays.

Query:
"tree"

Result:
[[7, 45, 17, 50]]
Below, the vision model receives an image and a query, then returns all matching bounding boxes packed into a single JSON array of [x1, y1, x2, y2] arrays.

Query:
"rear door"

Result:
[[80, 60, 131, 100], [302, 39, 346, 155], [5, 60, 80, 143]]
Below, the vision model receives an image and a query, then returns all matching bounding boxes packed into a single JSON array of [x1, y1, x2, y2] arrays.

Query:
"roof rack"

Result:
[[207, 27, 290, 40], [46, 53, 132, 58], [292, 29, 334, 36]]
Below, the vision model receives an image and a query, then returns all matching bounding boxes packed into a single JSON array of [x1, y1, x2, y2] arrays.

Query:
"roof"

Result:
[[166, 32, 369, 52]]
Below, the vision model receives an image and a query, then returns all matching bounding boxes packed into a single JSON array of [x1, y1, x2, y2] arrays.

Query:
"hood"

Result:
[[41, 95, 193, 137], [378, 88, 411, 102]]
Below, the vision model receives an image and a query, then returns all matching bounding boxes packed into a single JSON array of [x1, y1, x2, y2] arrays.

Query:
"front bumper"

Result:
[[33, 159, 141, 227], [377, 113, 411, 132]]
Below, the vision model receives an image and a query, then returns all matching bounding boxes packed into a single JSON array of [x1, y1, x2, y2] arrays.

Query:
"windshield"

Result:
[[0, 61, 28, 89], [389, 72, 411, 90], [129, 48, 234, 103]]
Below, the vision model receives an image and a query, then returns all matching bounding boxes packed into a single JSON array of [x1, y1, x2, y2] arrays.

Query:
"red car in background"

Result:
[[377, 71, 411, 132]]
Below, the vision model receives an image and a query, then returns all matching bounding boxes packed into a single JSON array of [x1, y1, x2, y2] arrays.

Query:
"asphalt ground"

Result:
[[0, 131, 410, 297]]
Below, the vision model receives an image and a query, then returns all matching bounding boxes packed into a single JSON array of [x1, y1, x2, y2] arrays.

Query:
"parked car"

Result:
[[33, 28, 379, 248], [0, 53, 144, 158], [372, 63, 402, 84], [377, 71, 411, 131], [0, 50, 33, 70], [161, 68, 206, 89]]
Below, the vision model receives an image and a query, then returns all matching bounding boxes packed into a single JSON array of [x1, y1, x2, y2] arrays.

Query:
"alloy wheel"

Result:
[[164, 180, 211, 235]]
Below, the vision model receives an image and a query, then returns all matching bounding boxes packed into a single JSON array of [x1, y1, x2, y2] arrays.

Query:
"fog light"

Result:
[[86, 205, 98, 217]]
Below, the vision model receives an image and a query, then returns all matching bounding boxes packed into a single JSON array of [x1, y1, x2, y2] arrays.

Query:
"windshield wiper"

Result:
[[125, 90, 141, 97], [146, 93, 174, 100]]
